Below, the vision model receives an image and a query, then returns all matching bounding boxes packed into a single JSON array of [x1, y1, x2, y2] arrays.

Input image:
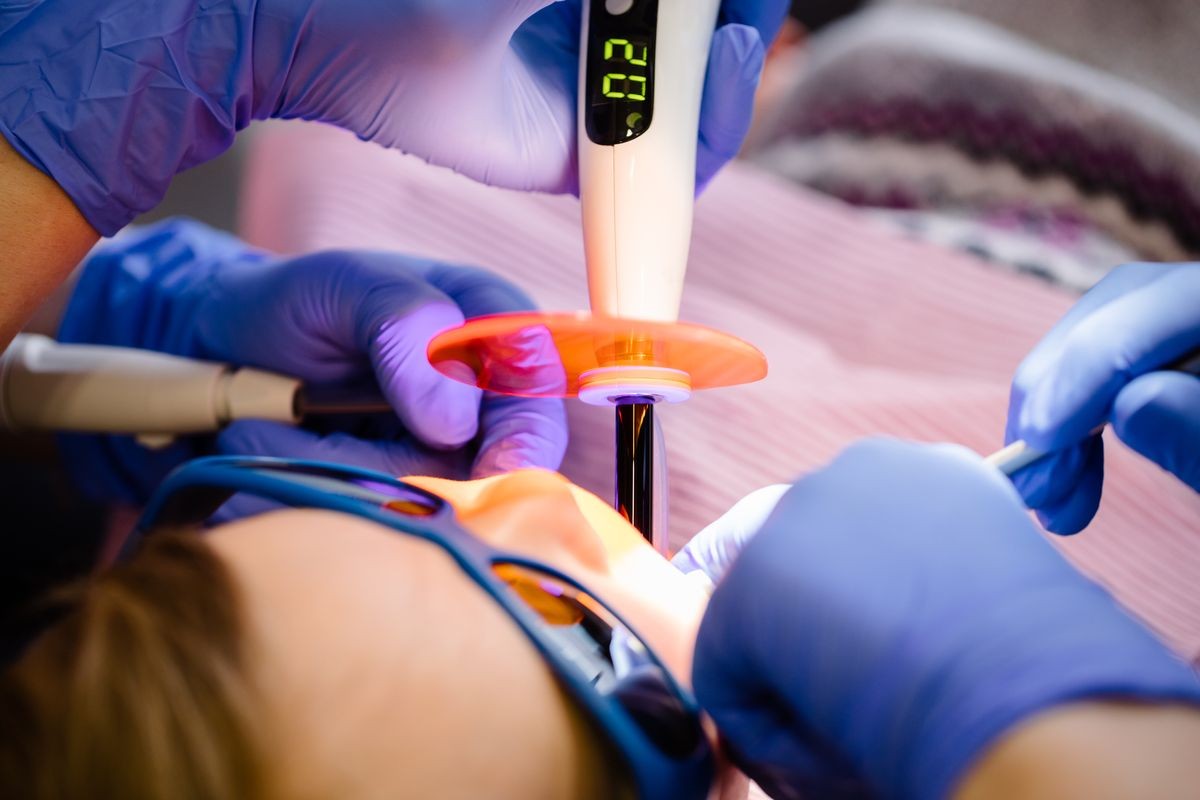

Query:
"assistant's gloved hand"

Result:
[[0, 0, 786, 236], [671, 484, 788, 583], [1006, 262, 1200, 534], [58, 218, 566, 504], [693, 439, 1200, 800]]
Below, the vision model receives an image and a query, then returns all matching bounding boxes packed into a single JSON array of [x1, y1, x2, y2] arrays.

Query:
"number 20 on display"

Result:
[[601, 38, 648, 101]]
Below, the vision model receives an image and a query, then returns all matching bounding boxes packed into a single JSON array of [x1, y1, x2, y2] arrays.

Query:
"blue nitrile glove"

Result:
[[1006, 262, 1200, 535], [58, 218, 567, 504], [0, 0, 786, 236], [692, 439, 1200, 800]]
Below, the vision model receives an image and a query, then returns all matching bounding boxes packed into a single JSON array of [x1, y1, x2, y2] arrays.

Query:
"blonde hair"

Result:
[[0, 531, 271, 800]]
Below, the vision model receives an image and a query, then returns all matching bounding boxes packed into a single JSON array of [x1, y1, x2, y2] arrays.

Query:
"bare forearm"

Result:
[[957, 701, 1200, 800], [0, 137, 98, 347]]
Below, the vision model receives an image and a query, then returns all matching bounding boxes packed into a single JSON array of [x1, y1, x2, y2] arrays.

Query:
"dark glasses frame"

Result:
[[132, 456, 714, 799]]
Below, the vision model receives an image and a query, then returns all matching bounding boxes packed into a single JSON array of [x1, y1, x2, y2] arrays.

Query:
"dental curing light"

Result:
[[581, 0, 715, 543], [579, 0, 713, 323], [429, 0, 767, 546]]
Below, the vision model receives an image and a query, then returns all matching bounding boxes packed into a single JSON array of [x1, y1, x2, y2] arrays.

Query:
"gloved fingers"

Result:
[[216, 421, 472, 479], [1009, 263, 1200, 451], [710, 706, 847, 800], [671, 483, 790, 582], [998, 427, 1104, 535], [472, 395, 569, 477], [366, 300, 485, 449], [390, 0, 563, 46], [503, 0, 563, 21], [694, 655, 812, 800], [414, 261, 572, 471], [511, 0, 580, 53], [1030, 437, 1105, 535], [417, 262, 539, 317], [202, 250, 487, 451], [696, 23, 766, 191], [695, 604, 864, 800], [1006, 435, 1098, 510], [340, 255, 542, 450], [797, 439, 1043, 542], [718, 0, 791, 43], [1113, 371, 1200, 492], [1010, 263, 1183, 391], [480, 0, 563, 37]]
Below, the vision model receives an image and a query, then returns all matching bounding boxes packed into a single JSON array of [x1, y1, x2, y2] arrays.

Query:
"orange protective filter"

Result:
[[427, 311, 767, 400]]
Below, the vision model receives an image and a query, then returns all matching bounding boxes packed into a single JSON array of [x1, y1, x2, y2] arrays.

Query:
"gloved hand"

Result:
[[0, 0, 786, 236], [693, 439, 1200, 800], [58, 218, 566, 504], [1005, 262, 1200, 534], [671, 484, 788, 582]]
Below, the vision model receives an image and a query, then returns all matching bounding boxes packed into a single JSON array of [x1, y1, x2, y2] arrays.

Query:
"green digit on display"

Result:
[[604, 38, 632, 62], [604, 38, 648, 67], [602, 73, 627, 99], [627, 74, 647, 101]]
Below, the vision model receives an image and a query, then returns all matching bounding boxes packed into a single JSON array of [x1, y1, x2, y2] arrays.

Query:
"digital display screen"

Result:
[[585, 0, 658, 145]]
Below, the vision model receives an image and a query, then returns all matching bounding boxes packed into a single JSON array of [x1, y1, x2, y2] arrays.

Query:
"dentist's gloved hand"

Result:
[[693, 439, 1200, 800], [58, 218, 566, 504], [1006, 262, 1200, 534], [0, 0, 786, 236]]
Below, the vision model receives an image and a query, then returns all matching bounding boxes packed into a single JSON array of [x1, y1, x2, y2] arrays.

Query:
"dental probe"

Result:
[[0, 334, 390, 441], [985, 349, 1200, 476], [578, 0, 721, 545]]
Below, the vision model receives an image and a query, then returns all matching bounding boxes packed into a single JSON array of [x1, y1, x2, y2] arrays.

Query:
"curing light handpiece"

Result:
[[579, 0, 720, 544]]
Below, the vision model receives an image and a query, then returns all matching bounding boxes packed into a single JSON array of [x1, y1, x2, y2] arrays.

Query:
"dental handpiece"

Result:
[[985, 349, 1200, 476], [0, 334, 390, 442], [578, 0, 721, 547]]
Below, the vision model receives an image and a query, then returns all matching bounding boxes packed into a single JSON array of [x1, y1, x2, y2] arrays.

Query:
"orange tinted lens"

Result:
[[493, 563, 585, 625], [382, 498, 438, 516], [427, 312, 767, 399]]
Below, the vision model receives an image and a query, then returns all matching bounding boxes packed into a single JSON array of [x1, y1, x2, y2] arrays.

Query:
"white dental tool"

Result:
[[578, 0, 722, 543], [0, 334, 389, 444], [579, 0, 720, 324]]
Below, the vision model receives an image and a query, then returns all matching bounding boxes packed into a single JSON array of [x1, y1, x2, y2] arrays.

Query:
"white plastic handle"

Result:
[[578, 0, 721, 321], [0, 334, 300, 435]]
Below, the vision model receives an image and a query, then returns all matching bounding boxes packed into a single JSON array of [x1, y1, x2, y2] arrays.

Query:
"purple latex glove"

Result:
[[1006, 262, 1200, 534], [693, 439, 1200, 800], [58, 218, 566, 503], [0, 0, 785, 236]]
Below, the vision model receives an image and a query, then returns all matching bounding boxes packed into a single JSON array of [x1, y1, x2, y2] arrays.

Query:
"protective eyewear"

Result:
[[132, 456, 714, 799]]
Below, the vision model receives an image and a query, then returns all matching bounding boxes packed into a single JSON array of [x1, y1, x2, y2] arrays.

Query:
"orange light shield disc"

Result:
[[427, 312, 767, 405]]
